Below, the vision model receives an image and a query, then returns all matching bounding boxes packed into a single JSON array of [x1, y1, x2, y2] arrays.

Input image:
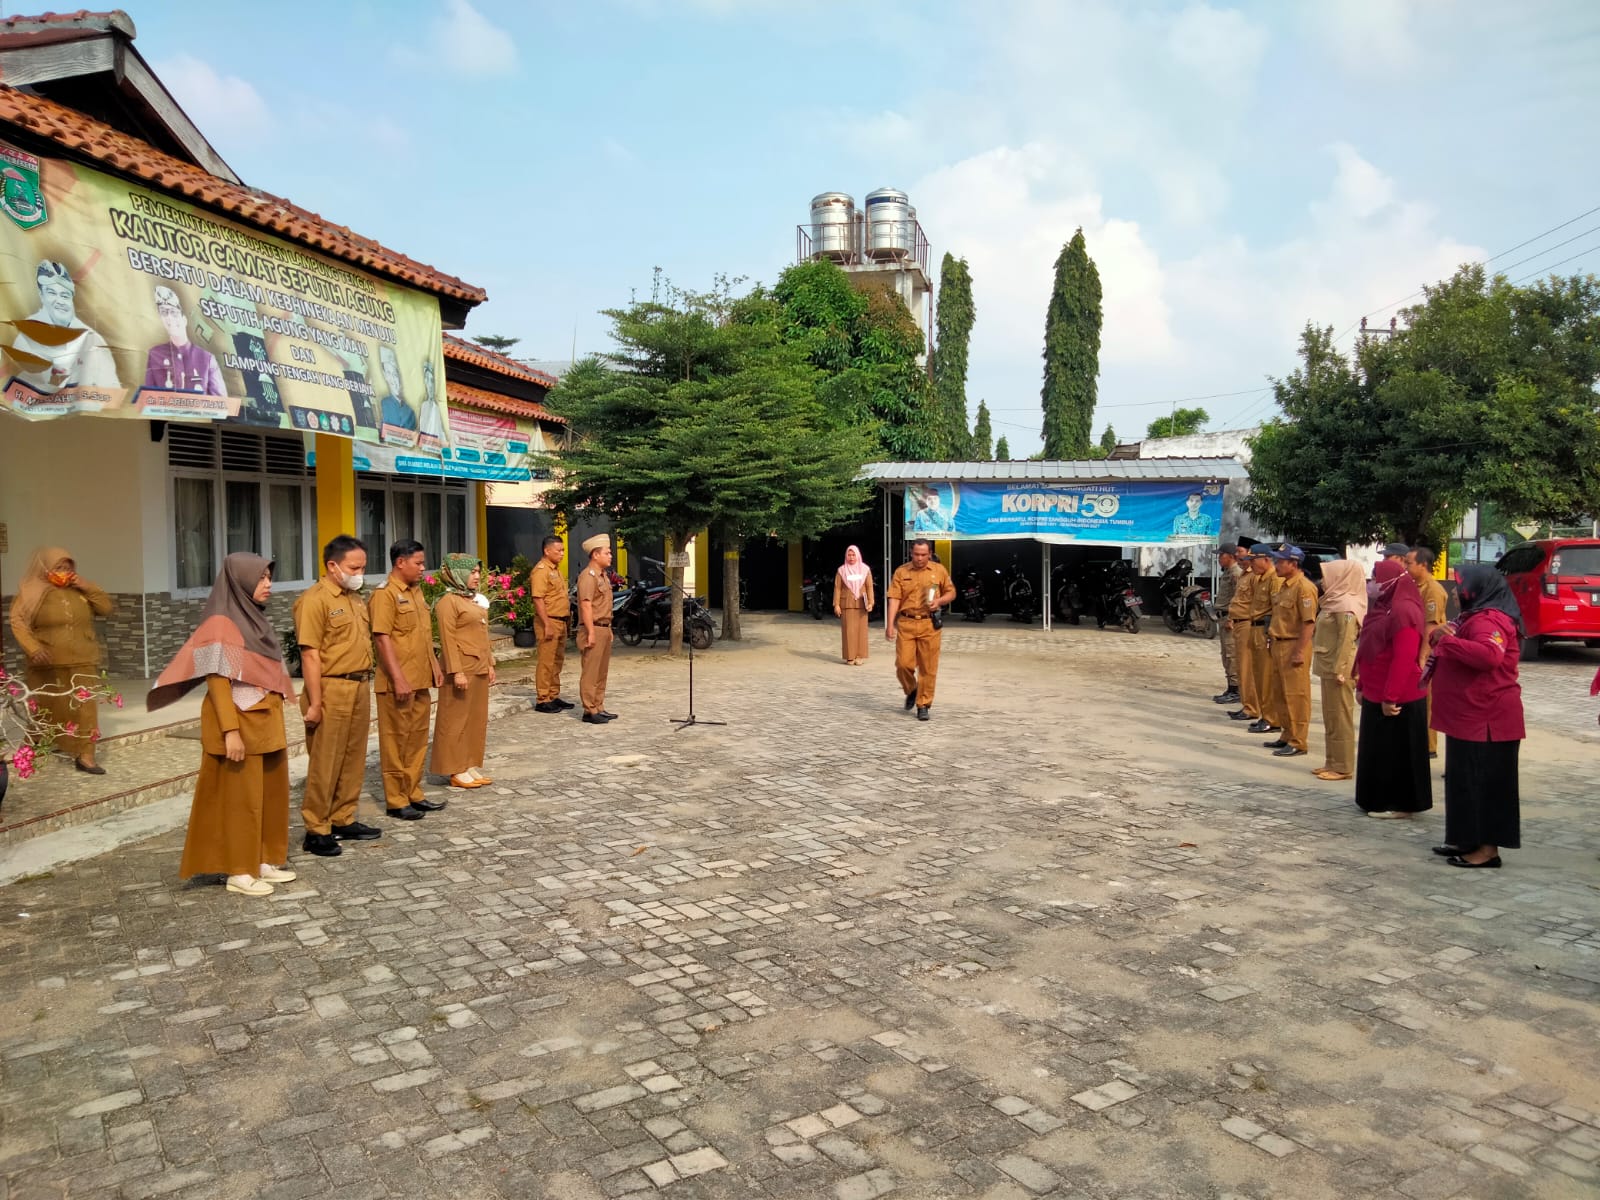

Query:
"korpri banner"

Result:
[[904, 480, 1225, 545]]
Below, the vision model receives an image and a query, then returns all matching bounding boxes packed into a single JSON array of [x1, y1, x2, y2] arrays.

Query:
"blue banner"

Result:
[[904, 480, 1224, 545]]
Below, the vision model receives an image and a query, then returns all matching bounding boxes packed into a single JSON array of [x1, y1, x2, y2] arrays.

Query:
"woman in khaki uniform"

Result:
[[833, 545, 875, 665], [1310, 560, 1365, 781], [147, 553, 296, 897], [9, 546, 114, 774], [430, 554, 496, 788]]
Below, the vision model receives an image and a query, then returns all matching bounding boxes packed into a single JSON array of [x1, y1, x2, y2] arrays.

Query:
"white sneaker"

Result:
[[226, 874, 274, 896], [1366, 810, 1413, 820], [258, 864, 297, 883]]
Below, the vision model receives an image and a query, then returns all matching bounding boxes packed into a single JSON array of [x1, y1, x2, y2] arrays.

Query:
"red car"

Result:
[[1494, 538, 1600, 659]]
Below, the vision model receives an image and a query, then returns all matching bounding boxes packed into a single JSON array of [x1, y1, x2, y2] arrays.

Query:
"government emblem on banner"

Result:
[[0, 143, 48, 230]]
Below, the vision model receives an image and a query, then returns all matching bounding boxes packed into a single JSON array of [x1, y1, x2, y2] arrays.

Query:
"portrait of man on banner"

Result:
[[9, 259, 118, 393], [905, 483, 958, 535], [143, 286, 224, 395], [1171, 490, 1217, 541]]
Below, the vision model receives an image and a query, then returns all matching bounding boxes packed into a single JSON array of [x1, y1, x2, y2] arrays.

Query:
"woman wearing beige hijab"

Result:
[[1310, 559, 1366, 781], [833, 546, 875, 665]]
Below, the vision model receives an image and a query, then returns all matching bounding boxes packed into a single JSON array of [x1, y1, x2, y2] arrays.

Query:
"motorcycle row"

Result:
[[574, 555, 717, 650], [944, 556, 1219, 637]]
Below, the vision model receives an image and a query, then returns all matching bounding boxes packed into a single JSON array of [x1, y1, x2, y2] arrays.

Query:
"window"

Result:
[[421, 492, 442, 558], [269, 484, 306, 581], [359, 487, 388, 554], [226, 481, 261, 555], [392, 491, 415, 544], [446, 493, 467, 554], [174, 476, 216, 590], [1495, 545, 1545, 576]]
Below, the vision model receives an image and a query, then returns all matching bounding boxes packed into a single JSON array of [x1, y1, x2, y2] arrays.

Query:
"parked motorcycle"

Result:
[[1157, 558, 1218, 639], [611, 556, 714, 650], [959, 568, 992, 621], [1002, 556, 1037, 623], [1068, 559, 1142, 633], [801, 565, 829, 620]]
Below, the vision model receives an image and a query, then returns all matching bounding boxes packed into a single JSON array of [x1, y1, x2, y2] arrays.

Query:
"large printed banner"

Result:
[[0, 142, 448, 448], [305, 408, 543, 483], [904, 480, 1225, 546]]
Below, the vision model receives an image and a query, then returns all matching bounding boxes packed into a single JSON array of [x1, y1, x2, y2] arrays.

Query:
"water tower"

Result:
[[798, 186, 932, 357]]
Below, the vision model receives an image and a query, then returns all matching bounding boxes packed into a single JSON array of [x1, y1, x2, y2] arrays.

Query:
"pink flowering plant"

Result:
[[1, 665, 123, 781]]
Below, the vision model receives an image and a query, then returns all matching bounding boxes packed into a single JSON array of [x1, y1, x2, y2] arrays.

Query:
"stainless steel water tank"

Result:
[[865, 187, 911, 260], [809, 192, 855, 261]]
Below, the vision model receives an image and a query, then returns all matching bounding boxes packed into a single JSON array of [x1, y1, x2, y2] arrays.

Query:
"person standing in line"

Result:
[[576, 534, 617, 724], [1310, 560, 1366, 781], [294, 535, 380, 857], [530, 535, 574, 714], [430, 554, 496, 787], [1224, 547, 1259, 724], [1353, 559, 1432, 817], [371, 539, 446, 820], [1263, 545, 1317, 757], [1379, 542, 1412, 563], [1405, 546, 1449, 760], [1212, 545, 1244, 704], [1245, 549, 1284, 737], [1429, 565, 1526, 869], [151, 553, 296, 896], [9, 546, 114, 775], [834, 545, 876, 665], [885, 538, 955, 722]]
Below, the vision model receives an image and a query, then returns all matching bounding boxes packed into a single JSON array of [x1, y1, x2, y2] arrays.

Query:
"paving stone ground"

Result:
[[2, 615, 1598, 1200]]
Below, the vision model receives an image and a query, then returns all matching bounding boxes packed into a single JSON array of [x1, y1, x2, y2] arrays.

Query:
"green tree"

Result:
[[471, 334, 521, 353], [1145, 407, 1209, 439], [971, 399, 993, 460], [995, 436, 1011, 461], [1040, 228, 1103, 457], [545, 279, 874, 649], [1245, 265, 1600, 546], [1085, 424, 1117, 460], [931, 253, 976, 457]]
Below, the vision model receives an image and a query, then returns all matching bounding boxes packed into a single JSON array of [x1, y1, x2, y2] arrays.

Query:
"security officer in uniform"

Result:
[[576, 533, 617, 724], [1224, 547, 1258, 722], [294, 534, 381, 856], [530, 534, 574, 714], [1245, 548, 1283, 735], [885, 537, 956, 721], [1406, 545, 1449, 758], [371, 538, 445, 821], [1264, 544, 1318, 757], [1212, 545, 1244, 704]]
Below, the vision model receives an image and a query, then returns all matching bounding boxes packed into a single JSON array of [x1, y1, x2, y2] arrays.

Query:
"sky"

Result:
[[130, 0, 1600, 456]]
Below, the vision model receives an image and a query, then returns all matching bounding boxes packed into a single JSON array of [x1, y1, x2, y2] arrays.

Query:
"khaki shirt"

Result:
[[1215, 562, 1243, 613], [531, 558, 570, 619], [577, 566, 612, 625], [435, 592, 493, 676], [1226, 568, 1255, 620], [1268, 572, 1318, 640], [293, 575, 372, 676], [370, 575, 433, 693], [1418, 573, 1448, 666], [887, 561, 952, 619], [10, 580, 113, 665], [1248, 569, 1280, 621]]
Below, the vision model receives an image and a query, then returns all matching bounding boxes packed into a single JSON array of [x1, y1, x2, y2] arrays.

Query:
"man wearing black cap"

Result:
[[1380, 542, 1411, 561], [1245, 548, 1284, 735], [1265, 545, 1318, 757]]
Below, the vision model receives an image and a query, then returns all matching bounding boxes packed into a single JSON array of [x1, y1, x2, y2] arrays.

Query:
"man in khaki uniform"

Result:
[[1406, 546, 1449, 757], [371, 538, 445, 821], [1264, 544, 1318, 757], [885, 538, 956, 721], [1224, 547, 1259, 723], [1245, 550, 1283, 735], [294, 534, 380, 856], [1212, 545, 1244, 704], [530, 534, 574, 714], [576, 534, 616, 724]]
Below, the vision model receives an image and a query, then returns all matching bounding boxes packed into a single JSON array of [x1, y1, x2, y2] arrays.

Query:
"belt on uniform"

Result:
[[325, 671, 371, 682], [896, 613, 930, 621], [592, 621, 611, 627], [1250, 617, 1270, 626]]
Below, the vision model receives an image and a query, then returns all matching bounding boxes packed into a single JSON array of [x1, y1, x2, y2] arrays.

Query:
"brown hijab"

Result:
[[9, 545, 73, 631], [147, 553, 294, 711]]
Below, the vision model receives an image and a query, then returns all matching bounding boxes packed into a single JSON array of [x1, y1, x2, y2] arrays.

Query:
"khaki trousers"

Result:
[[1251, 627, 1280, 726], [580, 626, 613, 713], [1233, 623, 1258, 717], [431, 675, 489, 776], [894, 616, 942, 707], [1219, 621, 1238, 689], [1317, 675, 1355, 774], [1271, 640, 1313, 752], [376, 689, 431, 810], [536, 624, 567, 703], [300, 677, 370, 835]]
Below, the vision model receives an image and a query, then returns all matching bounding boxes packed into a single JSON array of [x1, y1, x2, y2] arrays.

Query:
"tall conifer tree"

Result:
[[995, 436, 1011, 461], [971, 399, 993, 460], [1040, 228, 1103, 458], [931, 253, 976, 457]]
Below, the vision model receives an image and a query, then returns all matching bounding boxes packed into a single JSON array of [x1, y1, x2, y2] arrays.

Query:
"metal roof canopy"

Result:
[[862, 458, 1248, 484]]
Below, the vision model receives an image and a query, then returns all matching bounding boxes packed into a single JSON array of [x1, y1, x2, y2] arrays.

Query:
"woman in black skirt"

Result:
[[1353, 558, 1431, 819], [1427, 566, 1525, 868]]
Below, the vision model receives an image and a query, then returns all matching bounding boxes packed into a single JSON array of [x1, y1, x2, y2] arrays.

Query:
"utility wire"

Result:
[[1512, 242, 1600, 285]]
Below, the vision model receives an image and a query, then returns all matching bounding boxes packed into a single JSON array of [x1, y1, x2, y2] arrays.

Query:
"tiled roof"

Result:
[[443, 334, 559, 387], [0, 10, 134, 44], [0, 84, 486, 304], [446, 380, 566, 425], [860, 458, 1248, 483]]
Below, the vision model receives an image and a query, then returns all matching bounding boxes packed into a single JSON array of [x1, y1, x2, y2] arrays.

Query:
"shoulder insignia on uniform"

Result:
[[1489, 630, 1504, 645]]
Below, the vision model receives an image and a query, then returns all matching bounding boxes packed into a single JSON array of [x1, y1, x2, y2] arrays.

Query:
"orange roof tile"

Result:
[[443, 334, 559, 387], [446, 380, 566, 425], [0, 84, 486, 304]]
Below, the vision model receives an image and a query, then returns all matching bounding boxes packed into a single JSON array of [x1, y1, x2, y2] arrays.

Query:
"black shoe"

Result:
[[1227, 710, 1254, 721], [1429, 751, 1438, 760], [1272, 746, 1306, 757], [74, 759, 107, 775], [904, 692, 917, 710], [410, 797, 448, 812], [582, 712, 609, 724], [598, 710, 618, 720], [916, 706, 930, 721], [332, 821, 382, 841], [1263, 739, 1289, 749], [1213, 690, 1239, 704], [1446, 855, 1501, 869], [302, 832, 343, 857], [1247, 720, 1279, 734], [552, 698, 575, 710], [534, 701, 561, 713], [386, 805, 425, 820], [1430, 845, 1462, 857]]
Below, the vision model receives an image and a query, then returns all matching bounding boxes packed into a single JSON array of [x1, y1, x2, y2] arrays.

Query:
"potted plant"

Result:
[[1, 666, 123, 816]]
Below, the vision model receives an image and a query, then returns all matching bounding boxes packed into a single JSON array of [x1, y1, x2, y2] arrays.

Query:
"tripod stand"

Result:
[[667, 583, 725, 730]]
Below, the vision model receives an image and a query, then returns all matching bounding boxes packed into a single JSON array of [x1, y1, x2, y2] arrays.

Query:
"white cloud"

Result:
[[1319, 143, 1396, 221], [152, 54, 272, 141], [397, 0, 518, 77], [1166, 3, 1270, 96], [1307, 0, 1432, 74]]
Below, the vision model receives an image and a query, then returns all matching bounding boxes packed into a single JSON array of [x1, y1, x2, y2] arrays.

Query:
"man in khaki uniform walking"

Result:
[[885, 538, 956, 721], [1263, 544, 1318, 757], [531, 534, 574, 714], [1212, 545, 1244, 704], [1406, 546, 1449, 758], [576, 533, 617, 724], [1245, 549, 1284, 735], [294, 535, 380, 856], [1224, 547, 1259, 723], [371, 538, 445, 821]]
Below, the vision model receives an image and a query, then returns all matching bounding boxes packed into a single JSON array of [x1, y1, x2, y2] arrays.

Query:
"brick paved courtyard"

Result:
[[2, 616, 1598, 1200]]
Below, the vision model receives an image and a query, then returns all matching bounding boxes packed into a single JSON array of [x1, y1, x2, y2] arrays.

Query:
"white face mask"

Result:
[[341, 570, 366, 592]]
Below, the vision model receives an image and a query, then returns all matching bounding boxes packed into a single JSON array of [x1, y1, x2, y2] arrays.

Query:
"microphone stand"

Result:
[[668, 581, 724, 730]]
